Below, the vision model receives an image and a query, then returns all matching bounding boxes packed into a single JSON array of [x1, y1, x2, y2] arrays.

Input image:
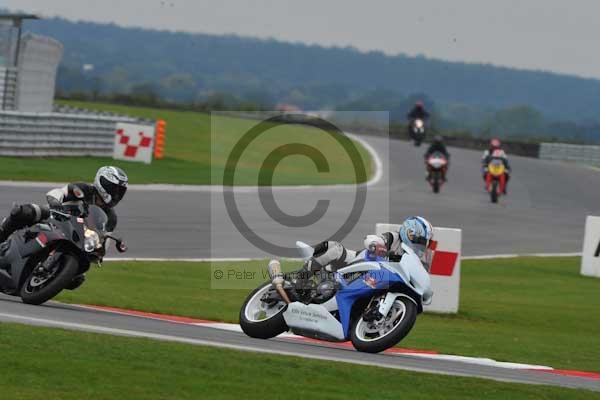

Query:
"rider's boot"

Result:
[[0, 226, 8, 244], [290, 262, 314, 292], [0, 204, 50, 243], [0, 207, 20, 243]]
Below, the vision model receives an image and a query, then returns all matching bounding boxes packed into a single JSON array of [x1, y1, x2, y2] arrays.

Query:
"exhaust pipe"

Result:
[[268, 259, 291, 304]]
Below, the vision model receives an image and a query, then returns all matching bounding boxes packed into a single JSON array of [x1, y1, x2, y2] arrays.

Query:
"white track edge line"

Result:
[[0, 133, 384, 192], [72, 304, 555, 372], [0, 312, 554, 386], [105, 253, 582, 262]]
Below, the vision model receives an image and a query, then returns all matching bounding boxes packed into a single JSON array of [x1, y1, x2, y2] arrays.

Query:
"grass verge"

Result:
[[0, 323, 596, 400], [0, 101, 373, 185], [56, 256, 600, 371]]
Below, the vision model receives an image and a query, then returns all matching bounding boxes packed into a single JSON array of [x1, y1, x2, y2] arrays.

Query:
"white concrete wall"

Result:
[[16, 33, 63, 112], [581, 216, 600, 278]]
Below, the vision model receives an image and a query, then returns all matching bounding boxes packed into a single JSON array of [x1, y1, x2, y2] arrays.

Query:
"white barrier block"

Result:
[[376, 223, 462, 313], [581, 216, 600, 278], [113, 122, 155, 164]]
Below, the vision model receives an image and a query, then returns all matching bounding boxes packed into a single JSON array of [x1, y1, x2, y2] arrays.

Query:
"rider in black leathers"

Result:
[[424, 135, 449, 160], [0, 166, 128, 243], [407, 101, 430, 121], [424, 135, 450, 181]]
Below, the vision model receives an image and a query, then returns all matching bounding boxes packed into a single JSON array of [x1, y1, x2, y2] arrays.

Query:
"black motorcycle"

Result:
[[0, 204, 126, 305]]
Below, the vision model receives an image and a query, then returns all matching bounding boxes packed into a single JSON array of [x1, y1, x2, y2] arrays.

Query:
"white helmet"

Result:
[[399, 216, 434, 261], [94, 166, 128, 207]]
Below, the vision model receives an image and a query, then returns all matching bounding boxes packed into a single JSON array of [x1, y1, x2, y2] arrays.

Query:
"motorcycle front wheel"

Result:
[[350, 296, 417, 353], [239, 282, 288, 339], [491, 180, 499, 203], [20, 253, 79, 305], [432, 173, 440, 193]]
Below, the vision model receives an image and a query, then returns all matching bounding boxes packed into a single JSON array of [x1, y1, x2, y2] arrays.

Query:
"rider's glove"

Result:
[[46, 196, 65, 212], [364, 235, 384, 252], [363, 235, 387, 259]]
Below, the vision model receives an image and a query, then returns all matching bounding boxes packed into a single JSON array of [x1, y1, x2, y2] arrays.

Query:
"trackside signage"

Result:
[[113, 122, 155, 164], [376, 223, 462, 313], [581, 216, 600, 278]]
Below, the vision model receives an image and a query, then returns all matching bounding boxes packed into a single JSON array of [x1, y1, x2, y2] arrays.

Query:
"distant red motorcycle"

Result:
[[426, 152, 448, 193], [484, 158, 507, 203]]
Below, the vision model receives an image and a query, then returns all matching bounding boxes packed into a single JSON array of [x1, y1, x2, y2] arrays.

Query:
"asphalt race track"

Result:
[[1, 135, 599, 258], [0, 295, 598, 391], [1, 134, 600, 390]]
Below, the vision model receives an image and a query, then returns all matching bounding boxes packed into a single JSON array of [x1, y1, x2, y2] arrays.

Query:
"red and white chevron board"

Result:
[[113, 122, 155, 164], [376, 223, 462, 313]]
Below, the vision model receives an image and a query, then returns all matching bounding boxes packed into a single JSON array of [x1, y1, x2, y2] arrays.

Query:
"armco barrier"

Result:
[[539, 142, 600, 164], [0, 67, 18, 110], [0, 110, 154, 158], [376, 223, 462, 313]]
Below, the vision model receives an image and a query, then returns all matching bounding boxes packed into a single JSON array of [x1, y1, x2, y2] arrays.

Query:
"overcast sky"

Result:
[[5, 0, 599, 79]]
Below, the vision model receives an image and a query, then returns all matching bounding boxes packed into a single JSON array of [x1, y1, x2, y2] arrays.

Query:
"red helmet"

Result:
[[490, 138, 501, 149], [415, 101, 424, 108]]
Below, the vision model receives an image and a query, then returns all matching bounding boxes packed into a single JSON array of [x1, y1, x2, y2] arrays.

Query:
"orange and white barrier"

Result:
[[376, 223, 462, 313], [154, 120, 166, 160]]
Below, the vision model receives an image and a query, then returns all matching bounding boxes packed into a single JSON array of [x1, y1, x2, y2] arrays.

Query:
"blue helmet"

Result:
[[399, 216, 434, 259]]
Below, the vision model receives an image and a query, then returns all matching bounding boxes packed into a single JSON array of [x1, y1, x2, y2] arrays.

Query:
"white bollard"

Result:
[[581, 216, 600, 278], [376, 223, 462, 313]]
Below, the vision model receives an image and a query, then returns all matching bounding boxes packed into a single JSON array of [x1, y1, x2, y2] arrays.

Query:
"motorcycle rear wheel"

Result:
[[20, 253, 79, 305], [240, 282, 288, 339]]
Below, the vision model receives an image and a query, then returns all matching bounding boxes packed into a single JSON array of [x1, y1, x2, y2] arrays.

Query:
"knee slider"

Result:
[[312, 241, 329, 257]]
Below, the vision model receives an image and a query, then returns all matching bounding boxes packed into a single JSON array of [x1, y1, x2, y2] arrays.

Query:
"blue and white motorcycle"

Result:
[[240, 241, 433, 353]]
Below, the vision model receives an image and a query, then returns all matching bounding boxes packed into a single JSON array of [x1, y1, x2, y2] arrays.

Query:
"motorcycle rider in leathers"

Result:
[[292, 216, 435, 303], [481, 138, 511, 194], [0, 166, 128, 244], [424, 135, 450, 182]]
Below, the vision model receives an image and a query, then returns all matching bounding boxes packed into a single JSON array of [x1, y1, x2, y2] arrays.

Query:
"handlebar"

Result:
[[49, 209, 71, 218]]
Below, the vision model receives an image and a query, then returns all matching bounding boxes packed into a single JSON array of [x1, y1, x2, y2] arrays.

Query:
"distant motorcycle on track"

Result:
[[426, 152, 448, 193], [239, 241, 433, 353], [485, 158, 507, 203], [0, 204, 126, 305], [409, 118, 426, 146]]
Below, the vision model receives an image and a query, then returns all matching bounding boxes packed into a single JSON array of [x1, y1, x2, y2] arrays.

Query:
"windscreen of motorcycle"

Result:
[[428, 153, 447, 168], [488, 159, 505, 176], [412, 238, 438, 271], [85, 205, 109, 233]]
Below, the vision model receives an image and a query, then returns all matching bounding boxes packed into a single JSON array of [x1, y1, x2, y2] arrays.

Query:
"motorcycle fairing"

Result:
[[283, 302, 346, 341], [0, 218, 83, 290], [334, 266, 408, 339]]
